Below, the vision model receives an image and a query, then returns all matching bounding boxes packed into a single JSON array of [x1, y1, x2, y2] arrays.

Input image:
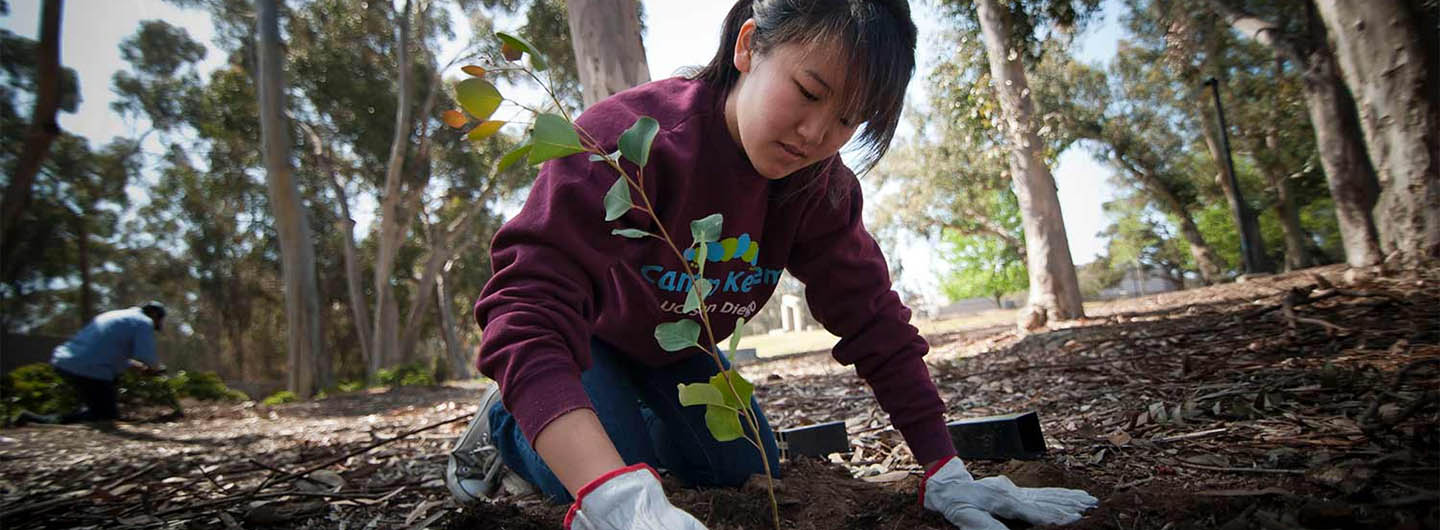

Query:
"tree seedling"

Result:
[[449, 32, 782, 529]]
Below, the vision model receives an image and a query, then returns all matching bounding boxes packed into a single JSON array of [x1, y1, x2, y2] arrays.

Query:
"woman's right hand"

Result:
[[564, 463, 708, 530]]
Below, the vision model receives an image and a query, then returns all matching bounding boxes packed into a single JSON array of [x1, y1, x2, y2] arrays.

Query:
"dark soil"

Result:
[[2, 264, 1437, 529]]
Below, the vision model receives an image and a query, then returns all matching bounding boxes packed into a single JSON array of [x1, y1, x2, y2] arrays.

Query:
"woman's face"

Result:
[[724, 19, 861, 180]]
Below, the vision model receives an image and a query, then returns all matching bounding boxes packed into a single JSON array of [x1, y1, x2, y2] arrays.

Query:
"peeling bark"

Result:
[[976, 0, 1085, 320], [1314, 0, 1440, 267]]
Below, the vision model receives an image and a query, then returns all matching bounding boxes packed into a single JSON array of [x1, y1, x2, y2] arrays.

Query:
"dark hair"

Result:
[[140, 301, 167, 321], [692, 0, 917, 175]]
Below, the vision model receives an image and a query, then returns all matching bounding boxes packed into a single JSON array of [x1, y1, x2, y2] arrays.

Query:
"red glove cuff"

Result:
[[563, 463, 661, 529], [917, 456, 959, 507]]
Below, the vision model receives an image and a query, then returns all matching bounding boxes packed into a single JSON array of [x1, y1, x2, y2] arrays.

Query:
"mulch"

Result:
[[1, 264, 1436, 529]]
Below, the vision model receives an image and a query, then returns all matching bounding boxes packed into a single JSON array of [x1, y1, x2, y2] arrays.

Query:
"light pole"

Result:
[[1204, 77, 1270, 275]]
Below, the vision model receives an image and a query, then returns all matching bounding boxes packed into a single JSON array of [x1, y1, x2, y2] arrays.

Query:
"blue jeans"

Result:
[[489, 338, 781, 504]]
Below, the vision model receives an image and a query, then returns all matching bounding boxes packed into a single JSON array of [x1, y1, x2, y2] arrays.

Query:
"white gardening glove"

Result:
[[922, 457, 1098, 529], [564, 463, 709, 530]]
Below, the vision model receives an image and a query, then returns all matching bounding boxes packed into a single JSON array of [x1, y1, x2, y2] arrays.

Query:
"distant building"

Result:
[[1098, 267, 1182, 299]]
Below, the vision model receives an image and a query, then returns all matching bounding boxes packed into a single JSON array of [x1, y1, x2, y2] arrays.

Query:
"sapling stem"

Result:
[[580, 135, 782, 530]]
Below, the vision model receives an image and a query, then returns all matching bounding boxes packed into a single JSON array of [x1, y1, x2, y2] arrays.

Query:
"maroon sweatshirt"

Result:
[[473, 77, 956, 465]]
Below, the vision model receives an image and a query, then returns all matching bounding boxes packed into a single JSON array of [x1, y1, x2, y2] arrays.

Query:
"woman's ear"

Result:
[[733, 18, 757, 73]]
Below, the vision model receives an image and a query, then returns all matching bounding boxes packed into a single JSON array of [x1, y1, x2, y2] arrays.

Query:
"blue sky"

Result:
[[2, 0, 1124, 304]]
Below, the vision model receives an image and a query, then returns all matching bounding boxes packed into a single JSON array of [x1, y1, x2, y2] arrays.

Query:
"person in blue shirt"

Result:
[[44, 301, 169, 423]]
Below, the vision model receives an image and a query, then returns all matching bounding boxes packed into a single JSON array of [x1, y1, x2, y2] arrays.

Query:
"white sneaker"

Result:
[[446, 384, 533, 503]]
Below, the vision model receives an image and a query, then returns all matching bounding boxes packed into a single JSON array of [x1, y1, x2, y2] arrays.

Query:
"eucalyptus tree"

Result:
[[1312, 0, 1439, 266], [936, 0, 1100, 323], [565, 0, 649, 107], [1126, 0, 1273, 273], [0, 4, 81, 303], [1, 0, 65, 264], [1198, 0, 1383, 267], [1054, 47, 1230, 285], [111, 19, 283, 383], [257, 0, 323, 397], [1225, 47, 1319, 270]]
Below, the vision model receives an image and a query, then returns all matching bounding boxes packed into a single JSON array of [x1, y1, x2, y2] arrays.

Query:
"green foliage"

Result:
[[455, 78, 503, 122], [1, 364, 78, 420], [528, 113, 586, 164], [167, 370, 249, 402], [603, 177, 633, 221], [618, 116, 659, 167], [117, 371, 182, 411], [262, 390, 298, 406], [1, 364, 247, 422], [677, 370, 756, 442], [654, 320, 702, 352], [336, 380, 366, 393], [375, 362, 436, 388], [939, 231, 1028, 306]]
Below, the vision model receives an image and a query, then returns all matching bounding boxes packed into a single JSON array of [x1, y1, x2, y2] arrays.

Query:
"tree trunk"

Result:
[[1111, 154, 1226, 284], [258, 0, 323, 397], [372, 0, 415, 378], [1205, 0, 1384, 267], [2, 0, 64, 276], [1301, 63, 1384, 267], [975, 0, 1084, 321], [1269, 165, 1310, 271], [1314, 0, 1440, 267], [435, 267, 470, 381], [1260, 151, 1312, 272], [398, 208, 487, 363], [566, 0, 650, 108], [301, 121, 374, 371]]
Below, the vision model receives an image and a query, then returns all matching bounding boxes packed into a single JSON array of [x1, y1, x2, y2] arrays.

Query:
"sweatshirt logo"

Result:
[[639, 232, 782, 303], [682, 233, 759, 266]]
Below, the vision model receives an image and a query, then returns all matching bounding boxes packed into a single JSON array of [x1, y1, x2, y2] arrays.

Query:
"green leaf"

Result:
[[496, 31, 546, 71], [497, 143, 532, 173], [528, 113, 586, 165], [728, 317, 746, 354], [588, 150, 622, 163], [705, 403, 746, 441], [618, 116, 660, 167], [611, 228, 653, 239], [683, 282, 701, 314], [604, 178, 633, 222], [654, 319, 701, 352], [691, 214, 723, 244], [682, 278, 711, 314], [687, 371, 755, 442], [710, 370, 754, 409], [455, 78, 502, 122], [676, 382, 730, 408]]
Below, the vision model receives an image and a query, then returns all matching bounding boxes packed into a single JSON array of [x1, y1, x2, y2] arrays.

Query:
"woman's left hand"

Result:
[[922, 457, 1097, 529]]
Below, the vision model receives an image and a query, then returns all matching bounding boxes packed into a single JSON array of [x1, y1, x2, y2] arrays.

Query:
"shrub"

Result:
[[376, 362, 435, 388], [168, 371, 249, 401], [1, 364, 77, 421], [118, 371, 182, 411], [262, 390, 297, 406], [336, 379, 365, 393]]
